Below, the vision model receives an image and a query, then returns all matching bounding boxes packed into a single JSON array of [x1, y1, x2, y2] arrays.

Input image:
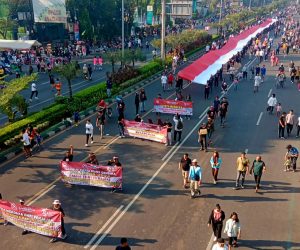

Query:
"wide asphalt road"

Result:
[[0, 26, 299, 249]]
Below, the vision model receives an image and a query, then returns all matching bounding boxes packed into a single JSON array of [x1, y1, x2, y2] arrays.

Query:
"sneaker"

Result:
[[91, 141, 94, 144], [233, 187, 239, 190], [213, 236, 217, 241], [29, 99, 32, 102], [22, 230, 28, 235], [35, 97, 39, 100], [3, 221, 8, 226], [213, 180, 216, 185], [241, 185, 245, 189], [85, 144, 88, 147], [49, 238, 57, 243]]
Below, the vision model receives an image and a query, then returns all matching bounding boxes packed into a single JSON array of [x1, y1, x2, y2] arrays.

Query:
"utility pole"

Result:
[[161, 0, 166, 60], [122, 0, 125, 58], [219, 0, 223, 24], [249, 0, 252, 10]]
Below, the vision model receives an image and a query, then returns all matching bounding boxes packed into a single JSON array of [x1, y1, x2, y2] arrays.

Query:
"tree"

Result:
[[123, 49, 146, 67], [53, 62, 79, 99], [103, 51, 122, 73], [0, 18, 17, 39], [0, 74, 37, 122]]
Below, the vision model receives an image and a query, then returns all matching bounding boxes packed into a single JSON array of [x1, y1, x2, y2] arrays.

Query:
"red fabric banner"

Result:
[[124, 120, 167, 143], [60, 161, 123, 189], [0, 200, 62, 238]]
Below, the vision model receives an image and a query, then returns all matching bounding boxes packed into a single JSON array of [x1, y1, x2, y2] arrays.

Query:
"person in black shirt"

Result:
[[86, 153, 99, 165], [164, 120, 173, 146], [49, 200, 67, 243], [96, 111, 106, 139], [179, 153, 192, 188], [134, 114, 142, 122], [116, 237, 131, 250], [107, 156, 122, 167], [62, 145, 74, 162]]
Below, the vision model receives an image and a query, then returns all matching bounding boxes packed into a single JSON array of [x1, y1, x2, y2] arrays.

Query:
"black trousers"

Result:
[[286, 124, 293, 136], [174, 130, 182, 141], [254, 174, 262, 188], [212, 223, 223, 238], [297, 125, 300, 137], [278, 126, 285, 138], [30, 91, 38, 99]]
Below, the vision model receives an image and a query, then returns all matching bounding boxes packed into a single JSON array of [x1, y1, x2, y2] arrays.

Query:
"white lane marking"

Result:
[[89, 103, 214, 249], [205, 233, 215, 250], [161, 142, 179, 161], [256, 112, 263, 126], [26, 185, 56, 206], [84, 205, 124, 249], [247, 58, 257, 68], [103, 136, 120, 149], [267, 88, 272, 97]]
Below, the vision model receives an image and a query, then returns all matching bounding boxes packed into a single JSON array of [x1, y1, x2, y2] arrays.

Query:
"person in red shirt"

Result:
[[167, 72, 174, 90], [55, 79, 62, 96]]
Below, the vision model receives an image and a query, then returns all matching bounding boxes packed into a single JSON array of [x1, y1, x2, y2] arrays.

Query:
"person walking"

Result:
[[139, 88, 147, 113], [49, 200, 67, 243], [208, 204, 226, 241], [85, 119, 94, 146], [164, 119, 172, 146], [204, 84, 210, 99], [286, 145, 299, 172], [254, 73, 261, 93], [224, 212, 241, 249], [210, 151, 222, 184], [55, 78, 62, 96], [106, 77, 112, 97], [296, 114, 300, 138], [116, 237, 131, 250], [179, 153, 191, 188], [278, 113, 286, 139], [250, 155, 266, 192], [188, 159, 202, 198], [285, 110, 295, 137], [96, 110, 105, 139], [267, 94, 277, 115], [118, 114, 125, 138], [161, 73, 167, 92], [198, 123, 208, 151], [234, 152, 250, 189], [29, 82, 38, 102], [134, 92, 140, 115], [212, 238, 229, 250], [21, 128, 32, 158], [173, 114, 183, 142]]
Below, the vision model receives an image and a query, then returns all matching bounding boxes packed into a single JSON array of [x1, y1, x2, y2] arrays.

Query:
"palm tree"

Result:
[[53, 62, 79, 99]]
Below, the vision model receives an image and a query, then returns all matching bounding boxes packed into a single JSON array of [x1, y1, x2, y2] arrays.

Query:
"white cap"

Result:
[[192, 159, 198, 163], [53, 200, 61, 205]]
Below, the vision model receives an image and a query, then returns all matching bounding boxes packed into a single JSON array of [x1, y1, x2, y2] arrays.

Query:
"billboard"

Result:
[[32, 0, 67, 23]]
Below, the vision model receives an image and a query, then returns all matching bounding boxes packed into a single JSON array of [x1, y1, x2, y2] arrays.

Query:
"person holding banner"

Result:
[[62, 145, 74, 162], [108, 157, 122, 193], [173, 114, 183, 142], [19, 199, 29, 235], [49, 200, 67, 243]]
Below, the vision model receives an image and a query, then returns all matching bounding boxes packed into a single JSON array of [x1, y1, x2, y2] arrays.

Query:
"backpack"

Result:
[[177, 119, 183, 130]]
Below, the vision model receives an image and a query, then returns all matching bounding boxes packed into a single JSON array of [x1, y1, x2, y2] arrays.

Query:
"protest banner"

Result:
[[124, 120, 167, 143], [0, 200, 62, 237], [60, 161, 123, 189], [153, 98, 193, 115]]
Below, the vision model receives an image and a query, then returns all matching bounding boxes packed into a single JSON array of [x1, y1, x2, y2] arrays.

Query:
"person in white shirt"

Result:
[[22, 128, 32, 158], [85, 119, 94, 146], [173, 114, 183, 142], [267, 93, 277, 114], [285, 110, 295, 137], [161, 74, 167, 92], [296, 116, 300, 138], [29, 82, 38, 102], [224, 212, 241, 248], [212, 238, 228, 250], [254, 74, 261, 93]]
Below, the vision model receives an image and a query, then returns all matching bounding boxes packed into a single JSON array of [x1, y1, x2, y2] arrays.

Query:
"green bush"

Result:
[[0, 104, 67, 148]]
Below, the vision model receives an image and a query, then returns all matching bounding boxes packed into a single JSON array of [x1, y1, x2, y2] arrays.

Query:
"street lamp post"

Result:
[[219, 0, 223, 24], [249, 0, 252, 10], [161, 0, 166, 60], [122, 0, 125, 58]]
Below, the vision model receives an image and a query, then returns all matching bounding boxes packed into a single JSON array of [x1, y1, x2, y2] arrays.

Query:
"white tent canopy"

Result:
[[0, 39, 41, 50]]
